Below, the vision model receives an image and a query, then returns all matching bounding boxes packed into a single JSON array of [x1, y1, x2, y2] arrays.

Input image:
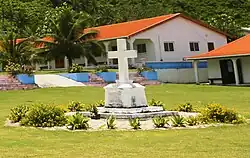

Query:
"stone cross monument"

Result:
[[108, 39, 137, 84], [104, 39, 148, 108]]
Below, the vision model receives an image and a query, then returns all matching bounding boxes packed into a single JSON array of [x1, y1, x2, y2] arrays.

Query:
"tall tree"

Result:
[[37, 8, 104, 69]]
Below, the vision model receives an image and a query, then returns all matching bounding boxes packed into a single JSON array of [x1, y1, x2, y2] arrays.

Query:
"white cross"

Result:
[[108, 39, 137, 84]]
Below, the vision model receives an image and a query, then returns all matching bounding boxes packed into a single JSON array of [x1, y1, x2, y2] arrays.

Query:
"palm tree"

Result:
[[0, 33, 39, 66], [36, 9, 104, 69]]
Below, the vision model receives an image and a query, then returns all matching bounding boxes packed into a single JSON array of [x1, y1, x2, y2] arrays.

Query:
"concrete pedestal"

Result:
[[104, 82, 147, 108]]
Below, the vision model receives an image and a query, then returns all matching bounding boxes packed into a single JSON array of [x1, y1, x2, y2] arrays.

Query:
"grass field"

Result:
[[0, 84, 250, 158]]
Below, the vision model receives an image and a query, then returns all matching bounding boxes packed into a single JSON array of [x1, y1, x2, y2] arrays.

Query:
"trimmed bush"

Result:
[[171, 115, 186, 127], [175, 103, 194, 112], [107, 115, 116, 129], [67, 113, 89, 130], [200, 103, 241, 124], [152, 116, 169, 128], [129, 118, 141, 130], [95, 100, 105, 107], [21, 104, 66, 127], [95, 66, 109, 73], [67, 101, 84, 112], [9, 105, 30, 123]]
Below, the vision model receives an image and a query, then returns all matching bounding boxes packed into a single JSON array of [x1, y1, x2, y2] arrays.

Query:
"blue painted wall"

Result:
[[16, 74, 35, 84], [60, 73, 89, 82], [141, 71, 158, 80], [96, 72, 116, 82], [145, 61, 208, 69]]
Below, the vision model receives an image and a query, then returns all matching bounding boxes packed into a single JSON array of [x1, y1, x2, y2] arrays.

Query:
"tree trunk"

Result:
[[67, 56, 73, 70]]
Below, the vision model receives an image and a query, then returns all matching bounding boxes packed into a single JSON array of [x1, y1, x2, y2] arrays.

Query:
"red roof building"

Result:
[[187, 34, 250, 85]]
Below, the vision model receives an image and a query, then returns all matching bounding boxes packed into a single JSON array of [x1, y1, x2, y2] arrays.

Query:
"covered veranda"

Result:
[[187, 34, 250, 86]]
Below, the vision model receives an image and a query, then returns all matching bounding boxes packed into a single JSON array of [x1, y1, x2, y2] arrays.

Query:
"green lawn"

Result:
[[0, 84, 250, 158]]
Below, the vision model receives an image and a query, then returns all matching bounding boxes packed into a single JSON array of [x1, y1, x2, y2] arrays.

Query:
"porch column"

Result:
[[84, 57, 88, 68], [35, 62, 39, 71], [104, 42, 110, 65], [232, 58, 240, 85], [128, 39, 136, 66], [193, 60, 199, 84], [47, 61, 50, 70], [64, 56, 69, 69]]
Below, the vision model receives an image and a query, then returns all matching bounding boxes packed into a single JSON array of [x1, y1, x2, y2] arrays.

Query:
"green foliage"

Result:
[[107, 115, 116, 129], [152, 116, 169, 128], [175, 103, 194, 112], [88, 104, 100, 119], [95, 100, 105, 107], [129, 118, 141, 130], [4, 61, 21, 76], [232, 115, 247, 124], [21, 104, 66, 127], [69, 64, 83, 73], [171, 115, 186, 127], [201, 103, 235, 123], [186, 116, 200, 126], [95, 66, 109, 73], [9, 105, 29, 123], [148, 99, 165, 107], [137, 66, 153, 74], [66, 113, 89, 130], [67, 101, 84, 112]]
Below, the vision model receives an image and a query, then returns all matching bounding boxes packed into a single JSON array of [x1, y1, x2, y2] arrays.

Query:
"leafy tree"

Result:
[[36, 8, 104, 69], [0, 33, 38, 66]]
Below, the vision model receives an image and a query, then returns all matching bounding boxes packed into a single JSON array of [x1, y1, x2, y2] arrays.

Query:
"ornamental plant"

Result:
[[186, 116, 200, 126], [175, 103, 194, 112], [21, 104, 66, 127], [69, 64, 83, 73], [152, 116, 169, 128], [107, 115, 116, 129], [148, 99, 165, 107], [9, 105, 30, 123], [67, 113, 89, 130], [171, 115, 186, 127], [67, 101, 85, 112], [129, 118, 141, 130]]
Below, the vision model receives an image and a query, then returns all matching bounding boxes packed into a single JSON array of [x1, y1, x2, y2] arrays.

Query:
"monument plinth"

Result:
[[103, 39, 147, 108]]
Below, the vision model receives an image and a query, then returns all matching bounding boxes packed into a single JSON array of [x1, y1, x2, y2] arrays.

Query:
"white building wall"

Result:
[[240, 57, 250, 83], [131, 16, 227, 62], [157, 68, 208, 83], [207, 59, 222, 84]]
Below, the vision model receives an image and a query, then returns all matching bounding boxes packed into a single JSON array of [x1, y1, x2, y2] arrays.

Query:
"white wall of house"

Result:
[[239, 56, 250, 83], [131, 16, 227, 62], [157, 68, 208, 83], [207, 59, 223, 84], [133, 39, 156, 63]]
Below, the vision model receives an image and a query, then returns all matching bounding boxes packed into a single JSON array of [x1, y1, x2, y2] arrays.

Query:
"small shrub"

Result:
[[232, 115, 247, 124], [137, 66, 153, 74], [66, 113, 89, 130], [107, 115, 116, 129], [22, 65, 34, 75], [89, 104, 100, 119], [152, 116, 169, 128], [21, 104, 66, 127], [67, 101, 84, 112], [95, 66, 109, 73], [148, 99, 165, 107], [95, 100, 105, 107], [171, 115, 186, 127], [129, 118, 141, 130], [175, 103, 194, 112], [69, 64, 83, 73], [9, 105, 30, 123], [186, 116, 200, 126], [200, 103, 242, 124], [4, 61, 21, 76]]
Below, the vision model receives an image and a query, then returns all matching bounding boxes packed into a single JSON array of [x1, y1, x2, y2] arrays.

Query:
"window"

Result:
[[137, 44, 146, 53], [189, 42, 200, 51], [111, 46, 117, 51], [207, 42, 215, 51], [164, 42, 174, 51]]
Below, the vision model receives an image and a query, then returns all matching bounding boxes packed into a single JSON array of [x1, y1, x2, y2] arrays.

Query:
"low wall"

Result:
[[157, 68, 208, 83]]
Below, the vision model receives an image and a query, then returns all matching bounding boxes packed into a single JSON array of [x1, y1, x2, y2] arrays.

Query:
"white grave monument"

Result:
[[104, 39, 148, 108]]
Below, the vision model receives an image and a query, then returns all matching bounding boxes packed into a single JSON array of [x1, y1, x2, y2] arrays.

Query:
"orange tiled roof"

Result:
[[187, 34, 250, 60], [85, 13, 229, 41]]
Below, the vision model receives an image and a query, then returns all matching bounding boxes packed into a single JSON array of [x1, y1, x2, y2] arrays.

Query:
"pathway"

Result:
[[35, 74, 86, 88]]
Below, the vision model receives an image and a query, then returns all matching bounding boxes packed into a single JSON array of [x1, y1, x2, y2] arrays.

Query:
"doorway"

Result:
[[220, 60, 235, 84], [55, 58, 65, 68], [219, 59, 243, 84]]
